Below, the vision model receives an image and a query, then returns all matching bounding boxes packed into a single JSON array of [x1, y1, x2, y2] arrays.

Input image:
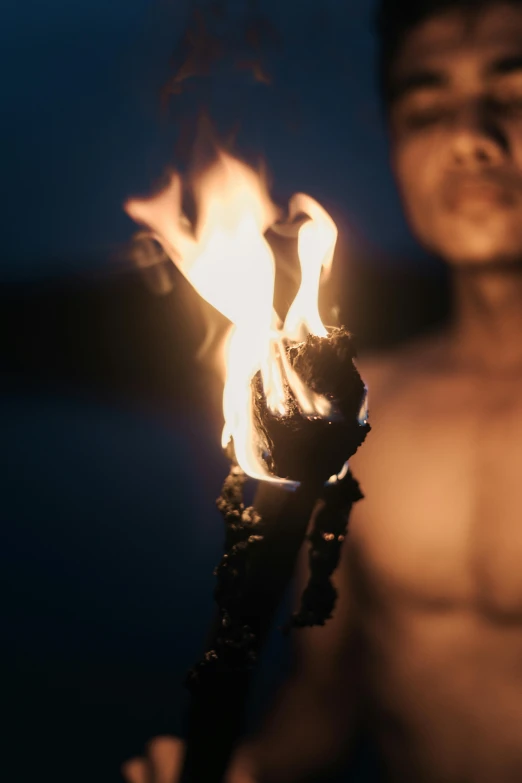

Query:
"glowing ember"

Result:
[[124, 149, 340, 484]]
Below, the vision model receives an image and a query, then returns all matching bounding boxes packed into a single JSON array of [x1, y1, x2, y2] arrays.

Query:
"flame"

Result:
[[283, 193, 337, 342], [124, 150, 339, 485]]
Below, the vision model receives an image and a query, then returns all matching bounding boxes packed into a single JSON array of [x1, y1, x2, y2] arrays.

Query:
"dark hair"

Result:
[[375, 0, 522, 108]]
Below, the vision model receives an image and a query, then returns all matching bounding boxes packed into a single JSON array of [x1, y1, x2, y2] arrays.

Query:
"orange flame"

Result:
[[124, 150, 338, 485]]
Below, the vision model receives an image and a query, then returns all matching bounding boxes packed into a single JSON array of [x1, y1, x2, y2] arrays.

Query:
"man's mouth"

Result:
[[443, 175, 518, 211]]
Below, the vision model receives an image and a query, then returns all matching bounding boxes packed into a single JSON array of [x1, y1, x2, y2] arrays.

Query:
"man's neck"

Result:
[[447, 264, 522, 373]]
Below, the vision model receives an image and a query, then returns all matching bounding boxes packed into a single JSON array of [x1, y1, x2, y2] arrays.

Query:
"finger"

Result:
[[121, 757, 152, 783], [225, 745, 259, 783], [147, 736, 185, 783]]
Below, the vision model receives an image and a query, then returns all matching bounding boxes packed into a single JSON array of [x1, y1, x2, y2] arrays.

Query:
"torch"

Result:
[[124, 149, 369, 782]]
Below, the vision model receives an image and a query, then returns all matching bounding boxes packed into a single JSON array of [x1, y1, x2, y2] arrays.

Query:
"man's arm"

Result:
[[229, 506, 362, 783]]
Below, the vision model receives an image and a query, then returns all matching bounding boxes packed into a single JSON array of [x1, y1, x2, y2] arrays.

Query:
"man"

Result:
[[123, 1, 522, 780]]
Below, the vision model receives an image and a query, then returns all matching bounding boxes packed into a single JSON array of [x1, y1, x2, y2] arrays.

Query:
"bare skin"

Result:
[[349, 332, 522, 783], [342, 5, 522, 780], [122, 5, 522, 783]]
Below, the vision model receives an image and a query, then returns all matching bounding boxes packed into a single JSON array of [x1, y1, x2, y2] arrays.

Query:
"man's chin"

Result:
[[439, 244, 522, 269], [428, 221, 522, 268]]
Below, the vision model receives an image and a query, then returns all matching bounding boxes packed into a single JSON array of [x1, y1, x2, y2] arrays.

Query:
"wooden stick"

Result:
[[180, 478, 322, 783]]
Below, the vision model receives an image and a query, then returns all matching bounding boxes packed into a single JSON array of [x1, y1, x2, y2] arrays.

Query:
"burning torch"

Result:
[[124, 147, 369, 782]]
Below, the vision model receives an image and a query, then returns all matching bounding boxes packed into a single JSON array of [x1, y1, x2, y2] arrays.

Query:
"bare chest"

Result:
[[348, 374, 522, 619]]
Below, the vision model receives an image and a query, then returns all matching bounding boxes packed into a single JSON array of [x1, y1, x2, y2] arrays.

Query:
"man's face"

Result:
[[389, 3, 522, 266]]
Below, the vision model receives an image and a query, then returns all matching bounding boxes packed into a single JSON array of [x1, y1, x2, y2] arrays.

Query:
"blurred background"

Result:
[[1, 1, 449, 780]]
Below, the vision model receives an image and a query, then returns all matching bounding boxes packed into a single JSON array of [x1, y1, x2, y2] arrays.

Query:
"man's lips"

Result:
[[442, 175, 519, 210]]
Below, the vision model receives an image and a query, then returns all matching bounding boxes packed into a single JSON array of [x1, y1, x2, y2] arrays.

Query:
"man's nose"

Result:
[[446, 102, 508, 169]]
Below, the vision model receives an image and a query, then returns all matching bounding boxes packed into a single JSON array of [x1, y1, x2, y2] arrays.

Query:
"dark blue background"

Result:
[[1, 0, 424, 281], [1, 2, 439, 780]]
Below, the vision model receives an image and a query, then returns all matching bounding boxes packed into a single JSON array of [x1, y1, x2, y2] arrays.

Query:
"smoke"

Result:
[[127, 0, 282, 288], [124, 1, 311, 370], [161, 0, 280, 109]]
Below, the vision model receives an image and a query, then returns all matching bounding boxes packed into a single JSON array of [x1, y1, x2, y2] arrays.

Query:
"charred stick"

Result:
[[181, 328, 369, 782], [181, 477, 323, 783], [290, 469, 363, 629]]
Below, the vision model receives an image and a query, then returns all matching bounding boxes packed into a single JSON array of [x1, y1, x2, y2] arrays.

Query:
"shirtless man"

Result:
[[123, 1, 522, 781]]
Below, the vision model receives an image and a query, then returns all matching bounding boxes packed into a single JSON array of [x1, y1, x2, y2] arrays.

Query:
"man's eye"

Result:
[[402, 107, 447, 130], [492, 96, 522, 116]]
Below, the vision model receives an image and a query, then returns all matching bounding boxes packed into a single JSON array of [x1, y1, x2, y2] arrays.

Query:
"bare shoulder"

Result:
[[349, 329, 452, 479], [355, 329, 450, 405], [354, 352, 396, 401]]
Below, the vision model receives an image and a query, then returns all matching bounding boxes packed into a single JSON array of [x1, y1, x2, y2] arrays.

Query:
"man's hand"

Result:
[[121, 736, 258, 783], [122, 737, 185, 783]]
